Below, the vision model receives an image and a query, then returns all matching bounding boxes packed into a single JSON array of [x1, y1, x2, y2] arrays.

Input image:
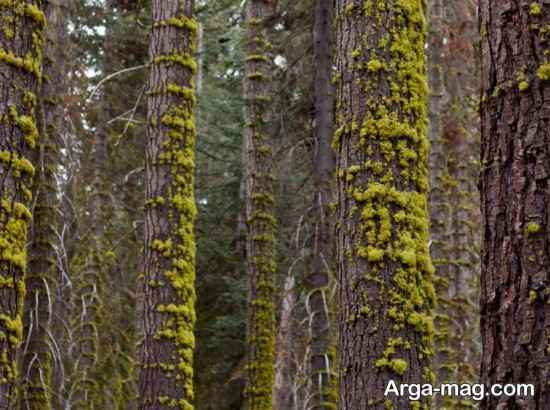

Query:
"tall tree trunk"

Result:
[[479, 1, 550, 408], [138, 0, 198, 409], [242, 1, 277, 410], [19, 0, 67, 408], [0, 1, 45, 406], [428, 1, 480, 405], [333, 1, 435, 408], [304, 0, 337, 409]]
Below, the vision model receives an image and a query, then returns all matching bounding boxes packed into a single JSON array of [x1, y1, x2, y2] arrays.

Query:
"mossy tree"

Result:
[[0, 0, 45, 406], [19, 0, 68, 408], [427, 1, 480, 406], [70, 2, 112, 405], [65, 2, 150, 408], [479, 1, 550, 408], [333, 1, 435, 408], [242, 1, 278, 409], [304, 0, 337, 408], [139, 0, 198, 409]]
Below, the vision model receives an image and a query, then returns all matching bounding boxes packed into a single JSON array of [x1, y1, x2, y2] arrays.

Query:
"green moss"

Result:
[[242, 6, 277, 410], [334, 0, 434, 403], [530, 3, 542, 16], [375, 357, 408, 375], [155, 16, 198, 33], [518, 81, 529, 91], [142, 8, 198, 410], [0, 315, 22, 346], [246, 54, 270, 63], [154, 53, 198, 73], [526, 222, 541, 235], [537, 64, 550, 81], [367, 58, 383, 72], [0, 47, 41, 79], [167, 83, 196, 104]]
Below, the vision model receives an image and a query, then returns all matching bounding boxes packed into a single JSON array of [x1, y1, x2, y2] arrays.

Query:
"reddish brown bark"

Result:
[[139, 1, 198, 409], [479, 1, 550, 409]]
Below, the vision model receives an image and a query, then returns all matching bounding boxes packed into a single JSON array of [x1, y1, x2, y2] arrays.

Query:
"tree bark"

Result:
[[333, 1, 435, 408], [479, 1, 550, 408], [0, 1, 45, 407], [138, 0, 198, 409], [242, 1, 277, 410], [19, 1, 67, 408], [428, 1, 481, 405], [304, 0, 337, 409]]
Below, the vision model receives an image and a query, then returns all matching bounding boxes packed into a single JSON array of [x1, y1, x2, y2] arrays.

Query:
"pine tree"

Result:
[[304, 0, 337, 408], [20, 0, 68, 408], [0, 1, 45, 405], [479, 1, 550, 408], [139, 0, 198, 408], [333, 1, 435, 408], [70, 4, 112, 405], [242, 1, 277, 409], [427, 1, 480, 404]]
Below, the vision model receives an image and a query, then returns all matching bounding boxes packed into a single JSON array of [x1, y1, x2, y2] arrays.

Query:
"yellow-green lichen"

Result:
[[334, 0, 435, 404], [141, 8, 198, 410], [518, 81, 530, 91], [537, 64, 550, 81], [530, 3, 542, 16], [526, 222, 541, 235], [367, 58, 384, 72], [242, 5, 277, 410]]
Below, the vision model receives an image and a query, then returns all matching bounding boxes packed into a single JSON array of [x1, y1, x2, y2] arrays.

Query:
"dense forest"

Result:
[[0, 0, 548, 409]]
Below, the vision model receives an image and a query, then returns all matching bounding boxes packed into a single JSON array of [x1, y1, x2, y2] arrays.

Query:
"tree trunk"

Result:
[[242, 1, 277, 410], [138, 0, 198, 409], [333, 1, 435, 408], [0, 1, 45, 406], [19, 1, 67, 408], [428, 1, 481, 405], [479, 1, 550, 408], [304, 0, 337, 409]]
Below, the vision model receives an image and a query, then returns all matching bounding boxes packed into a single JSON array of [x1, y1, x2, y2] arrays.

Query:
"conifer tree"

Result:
[[139, 0, 198, 408], [333, 1, 435, 408], [427, 1, 480, 404], [0, 1, 45, 405], [242, 1, 277, 409], [479, 1, 550, 408], [20, 0, 68, 408], [304, 0, 337, 408], [70, 4, 112, 405]]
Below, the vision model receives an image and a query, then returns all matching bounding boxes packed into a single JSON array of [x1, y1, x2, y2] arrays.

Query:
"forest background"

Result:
[[1, 0, 547, 409]]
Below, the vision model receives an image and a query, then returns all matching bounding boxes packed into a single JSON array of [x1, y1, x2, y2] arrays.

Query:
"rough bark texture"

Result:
[[242, 1, 277, 410], [304, 0, 337, 408], [139, 1, 198, 409], [19, 0, 67, 408], [0, 1, 45, 407], [428, 0, 481, 404], [333, 1, 435, 408], [479, 1, 550, 408]]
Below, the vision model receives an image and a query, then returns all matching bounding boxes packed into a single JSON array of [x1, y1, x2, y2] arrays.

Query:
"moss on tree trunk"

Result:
[[334, 1, 435, 408], [139, 1, 198, 409]]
